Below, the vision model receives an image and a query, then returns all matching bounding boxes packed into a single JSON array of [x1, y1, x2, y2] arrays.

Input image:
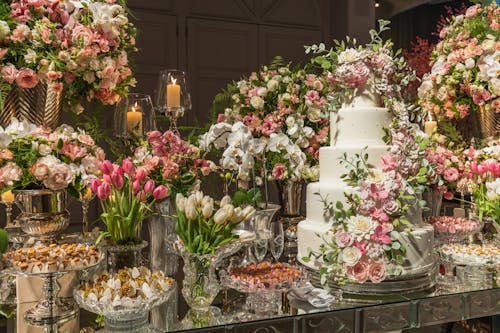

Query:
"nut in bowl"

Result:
[[74, 267, 175, 330], [427, 216, 484, 243]]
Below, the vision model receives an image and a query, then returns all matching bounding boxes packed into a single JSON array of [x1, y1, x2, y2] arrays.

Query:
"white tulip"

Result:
[[231, 207, 243, 222], [184, 202, 198, 221], [222, 204, 234, 218], [202, 202, 214, 219], [241, 205, 256, 220], [201, 195, 213, 207], [213, 209, 228, 225], [220, 195, 232, 207], [175, 193, 185, 212], [195, 191, 203, 205]]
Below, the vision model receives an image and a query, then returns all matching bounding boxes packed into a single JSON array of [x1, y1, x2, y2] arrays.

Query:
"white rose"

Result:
[[285, 116, 295, 127], [38, 144, 52, 156], [307, 107, 322, 123], [342, 246, 361, 266], [0, 21, 10, 40], [465, 58, 475, 69], [43, 163, 74, 191], [489, 78, 500, 96], [281, 93, 291, 101], [267, 79, 279, 92], [454, 63, 465, 72], [282, 76, 291, 84], [250, 96, 264, 110], [481, 37, 496, 53], [257, 87, 268, 97]]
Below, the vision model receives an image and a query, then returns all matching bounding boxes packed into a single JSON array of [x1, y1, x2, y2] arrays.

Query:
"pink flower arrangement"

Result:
[[200, 62, 330, 183], [307, 20, 416, 108], [0, 118, 104, 196], [418, 3, 500, 121], [91, 159, 169, 245], [0, 0, 137, 112], [132, 130, 213, 199]]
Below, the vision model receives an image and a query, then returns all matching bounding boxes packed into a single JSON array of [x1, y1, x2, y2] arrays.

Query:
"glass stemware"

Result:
[[269, 221, 284, 262], [80, 187, 95, 236]]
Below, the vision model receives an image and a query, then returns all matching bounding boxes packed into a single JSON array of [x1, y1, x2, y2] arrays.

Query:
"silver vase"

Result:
[[149, 199, 178, 331], [1, 81, 62, 128], [13, 189, 69, 239], [278, 181, 304, 218]]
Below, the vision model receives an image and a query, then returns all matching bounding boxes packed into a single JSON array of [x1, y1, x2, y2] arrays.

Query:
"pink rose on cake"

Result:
[[368, 261, 387, 283], [335, 230, 353, 247], [346, 260, 369, 283]]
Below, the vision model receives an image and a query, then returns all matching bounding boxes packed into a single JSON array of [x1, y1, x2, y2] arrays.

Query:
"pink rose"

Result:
[[368, 262, 387, 283], [50, 82, 63, 93], [43, 164, 74, 190], [272, 163, 287, 181], [30, 163, 50, 180], [46, 71, 62, 81], [465, 4, 480, 18], [443, 167, 459, 182], [1, 64, 18, 84], [0, 49, 7, 60], [15, 68, 39, 89], [162, 159, 179, 179], [0, 162, 22, 185], [0, 149, 13, 160], [26, 0, 43, 6], [335, 231, 353, 247], [346, 260, 369, 283]]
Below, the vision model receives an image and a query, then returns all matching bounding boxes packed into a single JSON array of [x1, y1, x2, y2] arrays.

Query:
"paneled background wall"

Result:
[[126, 0, 374, 127]]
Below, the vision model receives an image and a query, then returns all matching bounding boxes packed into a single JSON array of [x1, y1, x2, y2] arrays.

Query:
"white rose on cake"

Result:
[[342, 246, 362, 266]]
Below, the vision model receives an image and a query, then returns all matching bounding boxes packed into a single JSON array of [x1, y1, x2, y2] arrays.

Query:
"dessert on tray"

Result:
[[4, 243, 101, 274], [428, 216, 483, 242]]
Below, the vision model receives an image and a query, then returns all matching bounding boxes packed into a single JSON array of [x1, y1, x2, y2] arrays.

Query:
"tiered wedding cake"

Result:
[[297, 93, 435, 285]]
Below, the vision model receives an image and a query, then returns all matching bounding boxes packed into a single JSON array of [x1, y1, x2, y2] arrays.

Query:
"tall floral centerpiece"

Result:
[[174, 191, 255, 327], [0, 0, 136, 127], [0, 118, 104, 237], [200, 61, 331, 217], [90, 159, 169, 271], [418, 3, 500, 140], [131, 129, 214, 278]]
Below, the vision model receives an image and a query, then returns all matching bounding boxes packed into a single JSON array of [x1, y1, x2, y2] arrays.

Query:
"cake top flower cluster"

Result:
[[0, 0, 137, 112], [306, 19, 416, 109], [418, 3, 500, 120], [0, 118, 104, 196]]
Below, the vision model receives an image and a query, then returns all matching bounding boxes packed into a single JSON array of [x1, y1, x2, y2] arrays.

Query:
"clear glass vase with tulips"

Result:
[[91, 159, 169, 246]]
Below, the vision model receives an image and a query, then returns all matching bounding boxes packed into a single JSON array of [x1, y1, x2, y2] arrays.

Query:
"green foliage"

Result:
[[232, 187, 262, 207], [0, 229, 8, 254]]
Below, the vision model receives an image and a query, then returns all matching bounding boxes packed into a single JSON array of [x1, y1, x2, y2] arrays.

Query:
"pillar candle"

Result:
[[126, 103, 143, 134], [166, 78, 181, 108], [1, 190, 14, 203]]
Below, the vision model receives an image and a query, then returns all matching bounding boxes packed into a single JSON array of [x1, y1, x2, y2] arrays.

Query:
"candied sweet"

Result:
[[228, 262, 304, 290]]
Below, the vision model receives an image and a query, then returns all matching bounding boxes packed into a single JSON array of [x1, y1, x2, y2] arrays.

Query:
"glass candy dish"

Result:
[[74, 267, 175, 332], [427, 216, 484, 243], [220, 262, 308, 320]]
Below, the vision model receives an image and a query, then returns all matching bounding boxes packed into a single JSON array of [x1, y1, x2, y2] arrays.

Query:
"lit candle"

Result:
[[424, 112, 437, 136], [82, 187, 93, 201], [126, 102, 143, 134], [166, 78, 181, 108], [1, 190, 14, 203]]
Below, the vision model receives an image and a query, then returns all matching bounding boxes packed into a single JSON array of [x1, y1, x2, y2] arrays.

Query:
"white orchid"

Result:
[[267, 133, 290, 152]]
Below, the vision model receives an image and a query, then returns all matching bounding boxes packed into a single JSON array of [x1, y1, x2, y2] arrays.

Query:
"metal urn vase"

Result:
[[1, 81, 62, 128], [13, 189, 70, 239]]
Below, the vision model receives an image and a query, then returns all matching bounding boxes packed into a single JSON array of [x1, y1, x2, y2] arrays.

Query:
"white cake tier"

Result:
[[305, 181, 352, 224], [319, 145, 389, 182], [297, 222, 435, 277], [330, 107, 391, 147]]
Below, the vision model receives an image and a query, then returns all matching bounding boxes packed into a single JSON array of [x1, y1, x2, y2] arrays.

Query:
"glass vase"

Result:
[[149, 199, 178, 331], [277, 181, 304, 218], [422, 188, 443, 219], [105, 241, 148, 273], [176, 241, 243, 329], [251, 204, 280, 263]]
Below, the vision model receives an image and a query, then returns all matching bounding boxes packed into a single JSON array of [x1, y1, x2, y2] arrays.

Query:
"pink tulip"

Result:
[[99, 160, 114, 175], [90, 178, 101, 194], [103, 174, 111, 184], [113, 165, 124, 176], [135, 167, 147, 181], [136, 190, 147, 202], [144, 179, 155, 194], [97, 182, 111, 200], [122, 159, 135, 176], [111, 172, 124, 190], [470, 161, 478, 174], [132, 179, 141, 193], [153, 185, 169, 200]]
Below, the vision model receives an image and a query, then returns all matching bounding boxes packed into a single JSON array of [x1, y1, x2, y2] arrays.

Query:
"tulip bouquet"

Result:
[[0, 118, 105, 197], [175, 191, 256, 255], [91, 159, 169, 245], [0, 0, 137, 112]]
